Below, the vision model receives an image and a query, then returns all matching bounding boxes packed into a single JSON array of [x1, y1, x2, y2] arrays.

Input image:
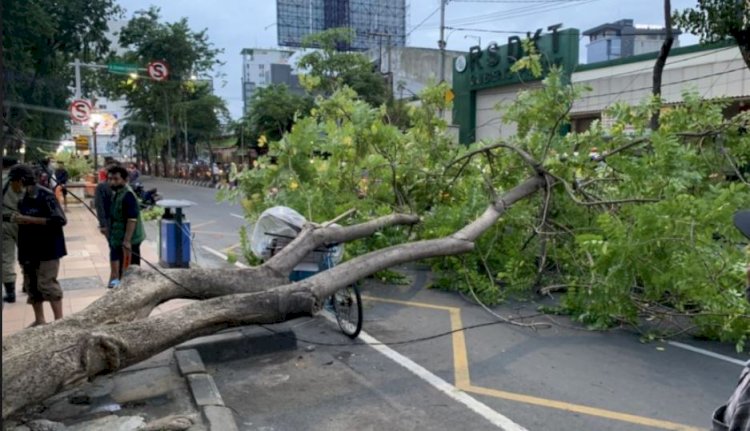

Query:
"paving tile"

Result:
[[1, 206, 158, 336], [2, 319, 25, 333], [63, 268, 99, 279], [62, 260, 97, 271]]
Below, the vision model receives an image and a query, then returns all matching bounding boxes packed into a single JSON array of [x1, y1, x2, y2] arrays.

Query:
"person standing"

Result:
[[106, 165, 145, 288], [127, 163, 141, 185], [94, 160, 119, 240], [7, 165, 66, 325], [2, 157, 22, 303], [54, 161, 69, 211], [36, 157, 57, 190], [229, 161, 238, 188]]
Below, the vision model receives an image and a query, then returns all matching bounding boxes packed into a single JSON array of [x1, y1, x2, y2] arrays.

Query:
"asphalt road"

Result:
[[143, 177, 750, 431]]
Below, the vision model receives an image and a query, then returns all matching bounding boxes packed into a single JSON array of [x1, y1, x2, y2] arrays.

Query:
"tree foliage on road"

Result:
[[675, 0, 750, 70], [106, 7, 228, 173], [1, 0, 121, 158], [236, 64, 750, 350]]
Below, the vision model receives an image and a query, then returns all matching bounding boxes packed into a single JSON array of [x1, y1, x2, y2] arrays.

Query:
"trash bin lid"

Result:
[[156, 199, 196, 209]]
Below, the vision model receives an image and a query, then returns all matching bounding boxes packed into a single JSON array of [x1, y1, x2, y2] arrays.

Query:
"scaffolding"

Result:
[[277, 0, 407, 51]]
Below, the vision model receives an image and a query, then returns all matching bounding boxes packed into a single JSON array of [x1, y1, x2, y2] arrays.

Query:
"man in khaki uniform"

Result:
[[2, 157, 22, 303]]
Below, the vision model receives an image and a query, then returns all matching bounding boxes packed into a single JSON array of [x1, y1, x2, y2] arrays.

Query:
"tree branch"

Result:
[[448, 141, 542, 174]]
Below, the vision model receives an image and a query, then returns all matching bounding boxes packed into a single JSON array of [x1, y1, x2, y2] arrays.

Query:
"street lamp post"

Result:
[[464, 34, 481, 48], [89, 113, 103, 183]]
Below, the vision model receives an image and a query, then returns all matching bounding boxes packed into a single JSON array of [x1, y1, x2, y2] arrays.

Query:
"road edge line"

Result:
[[667, 341, 747, 366], [200, 246, 249, 268], [321, 313, 526, 431]]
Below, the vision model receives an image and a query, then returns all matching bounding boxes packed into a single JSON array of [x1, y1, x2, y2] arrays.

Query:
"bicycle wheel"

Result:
[[332, 284, 363, 339]]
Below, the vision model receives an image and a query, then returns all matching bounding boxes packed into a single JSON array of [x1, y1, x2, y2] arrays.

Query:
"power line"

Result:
[[437, 0, 598, 28], [444, 26, 684, 38], [406, 6, 441, 36], [450, 0, 585, 2]]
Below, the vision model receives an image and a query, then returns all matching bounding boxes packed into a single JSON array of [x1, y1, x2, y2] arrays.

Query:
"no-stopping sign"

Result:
[[69, 99, 92, 123], [147, 61, 169, 81]]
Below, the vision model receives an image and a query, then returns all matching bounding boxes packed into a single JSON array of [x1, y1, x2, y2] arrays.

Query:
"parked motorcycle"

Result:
[[131, 182, 161, 209]]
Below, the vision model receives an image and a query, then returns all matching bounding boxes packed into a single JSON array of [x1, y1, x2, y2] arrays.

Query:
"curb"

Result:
[[175, 348, 239, 431], [152, 176, 239, 190]]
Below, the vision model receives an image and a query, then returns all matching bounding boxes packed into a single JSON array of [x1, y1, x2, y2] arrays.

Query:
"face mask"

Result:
[[110, 184, 124, 190]]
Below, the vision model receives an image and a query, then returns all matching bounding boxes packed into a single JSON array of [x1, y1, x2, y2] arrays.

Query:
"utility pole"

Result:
[[240, 123, 244, 166], [74, 59, 82, 99], [438, 0, 447, 82]]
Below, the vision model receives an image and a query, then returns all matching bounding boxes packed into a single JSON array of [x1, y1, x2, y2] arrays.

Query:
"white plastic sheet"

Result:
[[249, 206, 344, 266], [250, 206, 307, 259]]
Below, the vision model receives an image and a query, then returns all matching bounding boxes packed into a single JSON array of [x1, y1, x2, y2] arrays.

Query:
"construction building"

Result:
[[276, 0, 407, 51]]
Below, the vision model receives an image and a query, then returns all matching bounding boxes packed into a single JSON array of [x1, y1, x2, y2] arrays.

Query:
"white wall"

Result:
[[367, 47, 461, 99], [572, 45, 749, 115], [475, 82, 541, 141]]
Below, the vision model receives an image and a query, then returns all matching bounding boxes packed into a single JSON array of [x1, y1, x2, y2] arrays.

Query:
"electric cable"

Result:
[[259, 310, 548, 347]]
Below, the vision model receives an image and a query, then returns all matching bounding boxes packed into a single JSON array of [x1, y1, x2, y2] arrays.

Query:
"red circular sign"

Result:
[[69, 99, 92, 123], [147, 61, 169, 81]]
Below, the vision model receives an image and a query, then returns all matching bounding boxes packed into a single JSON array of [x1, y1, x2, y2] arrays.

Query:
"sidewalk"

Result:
[[1, 194, 181, 336]]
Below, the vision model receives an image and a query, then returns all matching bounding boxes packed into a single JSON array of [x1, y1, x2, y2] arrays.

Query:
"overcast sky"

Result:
[[117, 0, 702, 119]]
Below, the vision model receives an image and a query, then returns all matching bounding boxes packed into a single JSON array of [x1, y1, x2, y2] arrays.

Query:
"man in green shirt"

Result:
[[106, 166, 145, 288]]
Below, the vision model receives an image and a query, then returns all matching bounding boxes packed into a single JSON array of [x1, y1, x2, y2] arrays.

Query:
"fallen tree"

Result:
[[1, 175, 543, 419], [4, 62, 750, 419]]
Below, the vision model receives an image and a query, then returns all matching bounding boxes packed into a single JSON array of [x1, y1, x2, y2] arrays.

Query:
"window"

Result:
[[259, 64, 265, 71]]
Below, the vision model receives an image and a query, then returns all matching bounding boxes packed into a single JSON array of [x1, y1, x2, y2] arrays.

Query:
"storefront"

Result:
[[451, 25, 580, 144], [451, 27, 750, 145]]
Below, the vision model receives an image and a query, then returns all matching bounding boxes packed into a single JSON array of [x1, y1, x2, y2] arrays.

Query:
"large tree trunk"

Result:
[[650, 0, 674, 131], [1, 175, 545, 420]]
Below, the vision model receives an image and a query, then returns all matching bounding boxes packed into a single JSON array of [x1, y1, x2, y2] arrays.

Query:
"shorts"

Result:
[[110, 242, 141, 267], [22, 260, 63, 304]]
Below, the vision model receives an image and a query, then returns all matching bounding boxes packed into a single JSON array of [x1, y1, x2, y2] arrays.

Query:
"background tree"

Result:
[[105, 7, 226, 174], [297, 28, 389, 107], [240, 84, 313, 143], [1, 0, 121, 159], [651, 0, 675, 130], [675, 0, 750, 69]]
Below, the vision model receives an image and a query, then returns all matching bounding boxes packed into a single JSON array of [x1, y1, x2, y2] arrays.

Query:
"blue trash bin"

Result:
[[157, 199, 195, 268]]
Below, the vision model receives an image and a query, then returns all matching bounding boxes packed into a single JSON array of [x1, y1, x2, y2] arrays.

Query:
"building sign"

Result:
[[452, 26, 580, 144]]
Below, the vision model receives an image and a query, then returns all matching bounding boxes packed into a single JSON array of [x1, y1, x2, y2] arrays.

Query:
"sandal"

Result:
[[108, 279, 121, 289]]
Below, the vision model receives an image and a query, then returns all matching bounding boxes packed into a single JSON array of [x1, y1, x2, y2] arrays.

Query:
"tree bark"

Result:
[[2, 176, 546, 419], [650, 0, 674, 131]]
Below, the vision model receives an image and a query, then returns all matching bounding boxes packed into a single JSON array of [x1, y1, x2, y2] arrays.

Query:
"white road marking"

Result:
[[230, 213, 245, 220], [200, 246, 249, 268], [199, 243, 523, 428], [667, 341, 748, 366], [321, 313, 526, 431]]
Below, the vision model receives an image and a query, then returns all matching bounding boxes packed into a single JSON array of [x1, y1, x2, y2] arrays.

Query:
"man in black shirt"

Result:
[[7, 165, 67, 325], [54, 161, 69, 211]]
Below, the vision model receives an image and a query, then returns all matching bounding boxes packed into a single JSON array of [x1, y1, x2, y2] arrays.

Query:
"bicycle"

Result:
[[266, 233, 363, 339]]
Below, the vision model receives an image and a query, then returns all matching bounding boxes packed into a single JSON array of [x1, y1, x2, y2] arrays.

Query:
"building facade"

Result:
[[450, 27, 750, 145], [365, 46, 463, 100], [277, 0, 407, 51], [584, 19, 681, 64], [241, 48, 296, 115]]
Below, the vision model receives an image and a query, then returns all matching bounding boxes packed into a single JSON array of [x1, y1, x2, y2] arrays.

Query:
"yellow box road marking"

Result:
[[363, 295, 702, 431], [461, 385, 701, 431]]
